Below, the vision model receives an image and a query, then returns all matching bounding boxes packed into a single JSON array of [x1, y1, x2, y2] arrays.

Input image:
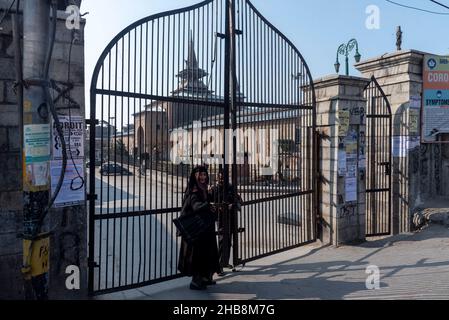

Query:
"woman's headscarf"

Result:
[[184, 165, 209, 199]]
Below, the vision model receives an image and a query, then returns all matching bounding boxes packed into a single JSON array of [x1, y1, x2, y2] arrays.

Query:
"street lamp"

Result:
[[335, 39, 361, 76]]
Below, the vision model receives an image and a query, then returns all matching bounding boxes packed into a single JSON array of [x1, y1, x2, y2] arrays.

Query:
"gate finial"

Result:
[[396, 26, 403, 51]]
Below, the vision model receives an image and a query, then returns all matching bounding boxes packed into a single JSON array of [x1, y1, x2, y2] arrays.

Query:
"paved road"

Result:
[[97, 223, 449, 300]]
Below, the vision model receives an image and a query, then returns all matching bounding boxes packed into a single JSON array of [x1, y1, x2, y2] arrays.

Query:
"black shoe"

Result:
[[190, 281, 207, 291], [201, 277, 217, 286]]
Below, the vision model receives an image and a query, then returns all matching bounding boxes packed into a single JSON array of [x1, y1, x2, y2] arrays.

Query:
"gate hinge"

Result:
[[86, 119, 100, 126], [88, 260, 100, 268], [237, 227, 245, 234], [87, 194, 98, 201], [216, 32, 226, 39]]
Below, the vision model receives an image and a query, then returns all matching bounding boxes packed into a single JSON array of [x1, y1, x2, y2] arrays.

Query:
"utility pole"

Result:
[[22, 0, 52, 300]]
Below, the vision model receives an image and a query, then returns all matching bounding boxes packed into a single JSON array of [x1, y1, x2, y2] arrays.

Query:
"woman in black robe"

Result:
[[177, 166, 221, 290]]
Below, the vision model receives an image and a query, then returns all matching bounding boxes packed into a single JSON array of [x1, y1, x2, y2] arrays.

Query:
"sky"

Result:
[[81, 0, 449, 116]]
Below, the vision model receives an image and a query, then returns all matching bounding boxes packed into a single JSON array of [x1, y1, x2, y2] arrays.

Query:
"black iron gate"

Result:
[[88, 0, 316, 295], [364, 76, 392, 237]]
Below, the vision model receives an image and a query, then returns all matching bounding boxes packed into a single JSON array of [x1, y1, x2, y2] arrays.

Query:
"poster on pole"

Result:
[[50, 159, 85, 207], [51, 116, 86, 207], [52, 116, 85, 160], [24, 124, 51, 187], [422, 55, 449, 143]]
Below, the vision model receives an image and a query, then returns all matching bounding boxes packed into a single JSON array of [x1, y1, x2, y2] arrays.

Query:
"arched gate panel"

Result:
[[364, 76, 392, 237], [88, 0, 316, 295]]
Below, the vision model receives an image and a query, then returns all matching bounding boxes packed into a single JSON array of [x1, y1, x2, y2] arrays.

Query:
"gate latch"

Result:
[[378, 162, 391, 175]]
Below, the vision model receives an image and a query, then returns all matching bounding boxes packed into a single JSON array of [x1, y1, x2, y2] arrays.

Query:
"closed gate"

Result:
[[88, 0, 316, 295], [364, 76, 392, 237]]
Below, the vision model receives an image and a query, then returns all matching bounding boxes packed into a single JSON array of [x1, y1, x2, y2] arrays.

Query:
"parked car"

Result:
[[100, 163, 132, 176], [86, 159, 103, 168]]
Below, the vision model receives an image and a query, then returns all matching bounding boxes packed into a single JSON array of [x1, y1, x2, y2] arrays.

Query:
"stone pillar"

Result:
[[314, 75, 369, 246], [355, 50, 448, 234]]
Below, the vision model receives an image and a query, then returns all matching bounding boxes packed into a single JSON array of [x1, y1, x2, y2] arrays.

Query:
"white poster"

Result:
[[51, 159, 85, 207], [345, 178, 358, 202], [338, 150, 347, 176], [52, 116, 84, 160]]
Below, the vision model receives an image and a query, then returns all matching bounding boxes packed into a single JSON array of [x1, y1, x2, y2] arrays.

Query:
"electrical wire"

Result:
[[67, 32, 85, 192], [430, 0, 449, 10], [385, 0, 449, 15]]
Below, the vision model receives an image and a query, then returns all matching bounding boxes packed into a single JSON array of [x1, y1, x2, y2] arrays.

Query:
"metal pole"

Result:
[[345, 55, 349, 76], [22, 0, 51, 300]]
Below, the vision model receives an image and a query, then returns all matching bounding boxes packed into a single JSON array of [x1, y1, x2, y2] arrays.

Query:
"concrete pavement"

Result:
[[97, 222, 449, 300]]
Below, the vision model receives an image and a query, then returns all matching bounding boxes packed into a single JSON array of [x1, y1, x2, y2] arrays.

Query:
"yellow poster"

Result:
[[23, 237, 50, 277]]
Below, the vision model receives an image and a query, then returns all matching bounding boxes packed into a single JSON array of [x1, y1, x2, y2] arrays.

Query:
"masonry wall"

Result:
[[356, 50, 449, 234], [0, 1, 87, 299], [315, 75, 368, 246]]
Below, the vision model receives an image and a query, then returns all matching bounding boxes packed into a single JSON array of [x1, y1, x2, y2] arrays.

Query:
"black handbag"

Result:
[[173, 213, 212, 245]]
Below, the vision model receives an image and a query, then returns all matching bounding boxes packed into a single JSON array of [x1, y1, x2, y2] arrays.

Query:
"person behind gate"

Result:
[[210, 169, 243, 275], [178, 166, 221, 290]]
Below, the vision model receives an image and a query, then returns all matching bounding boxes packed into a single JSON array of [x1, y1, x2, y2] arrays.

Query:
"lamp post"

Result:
[[335, 39, 361, 76]]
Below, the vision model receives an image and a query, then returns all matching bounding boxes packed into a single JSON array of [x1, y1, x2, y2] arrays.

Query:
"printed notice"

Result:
[[422, 55, 449, 142], [345, 178, 358, 202], [338, 150, 347, 176], [339, 110, 350, 137], [52, 116, 85, 160], [24, 124, 51, 187], [50, 159, 85, 207]]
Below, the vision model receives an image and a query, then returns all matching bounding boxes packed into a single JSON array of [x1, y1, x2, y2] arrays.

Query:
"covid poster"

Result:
[[422, 55, 449, 143]]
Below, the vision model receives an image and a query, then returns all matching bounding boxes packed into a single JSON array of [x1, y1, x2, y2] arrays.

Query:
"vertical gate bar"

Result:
[[88, 54, 98, 296], [125, 31, 129, 284], [119, 36, 125, 288], [160, 16, 167, 279], [243, 0, 248, 261], [382, 105, 386, 233], [131, 27, 137, 284], [149, 20, 155, 281], [105, 53, 112, 290], [98, 65, 104, 291], [301, 62, 305, 244], [379, 110, 383, 234], [256, 12, 261, 258], [154, 17, 160, 280], [269, 27, 274, 252], [387, 101, 394, 234], [137, 24, 143, 283], [144, 21, 149, 282], [264, 21, 269, 254], [112, 43, 118, 289], [170, 12, 176, 277], [381, 99, 385, 233]]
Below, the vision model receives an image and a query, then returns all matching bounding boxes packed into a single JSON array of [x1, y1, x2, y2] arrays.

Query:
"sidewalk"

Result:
[[97, 223, 449, 300]]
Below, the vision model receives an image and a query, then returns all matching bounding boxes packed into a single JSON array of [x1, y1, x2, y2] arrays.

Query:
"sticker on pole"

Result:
[[23, 236, 50, 277]]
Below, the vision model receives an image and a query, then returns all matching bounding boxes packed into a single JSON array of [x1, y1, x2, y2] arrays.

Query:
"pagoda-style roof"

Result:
[[172, 33, 213, 97]]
